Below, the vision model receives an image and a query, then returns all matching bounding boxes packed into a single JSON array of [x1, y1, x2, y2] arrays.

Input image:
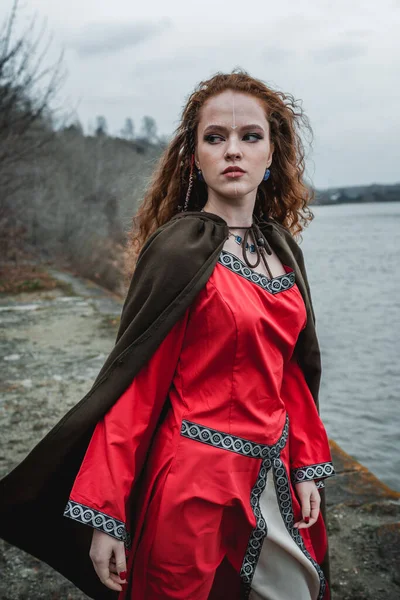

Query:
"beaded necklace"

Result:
[[230, 233, 256, 253], [200, 208, 274, 278]]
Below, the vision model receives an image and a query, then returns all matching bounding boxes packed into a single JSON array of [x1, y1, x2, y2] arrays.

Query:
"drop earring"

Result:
[[263, 168, 271, 181], [197, 165, 204, 182]]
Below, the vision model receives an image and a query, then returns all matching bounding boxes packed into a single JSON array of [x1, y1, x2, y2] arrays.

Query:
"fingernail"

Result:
[[304, 516, 310, 524], [119, 571, 127, 581]]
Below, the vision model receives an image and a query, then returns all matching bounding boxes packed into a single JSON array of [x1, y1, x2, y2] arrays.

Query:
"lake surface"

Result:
[[300, 201, 400, 491]]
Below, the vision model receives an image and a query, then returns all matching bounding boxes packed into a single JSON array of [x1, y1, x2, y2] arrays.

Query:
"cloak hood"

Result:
[[0, 210, 327, 599]]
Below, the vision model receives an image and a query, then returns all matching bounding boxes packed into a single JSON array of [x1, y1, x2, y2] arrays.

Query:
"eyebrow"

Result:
[[203, 123, 265, 134]]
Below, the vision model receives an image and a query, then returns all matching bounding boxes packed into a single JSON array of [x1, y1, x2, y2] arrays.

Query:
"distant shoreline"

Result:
[[314, 198, 400, 206], [314, 182, 400, 206]]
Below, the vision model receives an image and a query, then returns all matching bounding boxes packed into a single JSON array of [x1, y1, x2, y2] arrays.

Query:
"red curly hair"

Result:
[[128, 68, 315, 265]]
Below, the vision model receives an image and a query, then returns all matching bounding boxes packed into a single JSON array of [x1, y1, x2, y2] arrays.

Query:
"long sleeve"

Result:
[[63, 307, 190, 545], [281, 350, 335, 490]]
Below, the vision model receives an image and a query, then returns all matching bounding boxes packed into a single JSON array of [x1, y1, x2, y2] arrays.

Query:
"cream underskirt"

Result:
[[249, 474, 321, 600]]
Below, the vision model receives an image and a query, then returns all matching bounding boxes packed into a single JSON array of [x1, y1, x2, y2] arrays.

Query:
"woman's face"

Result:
[[195, 90, 274, 201]]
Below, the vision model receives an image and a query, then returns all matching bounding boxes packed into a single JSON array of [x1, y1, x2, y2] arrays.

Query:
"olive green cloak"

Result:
[[0, 211, 329, 599]]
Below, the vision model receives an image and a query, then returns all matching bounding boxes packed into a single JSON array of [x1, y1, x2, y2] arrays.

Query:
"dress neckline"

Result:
[[218, 250, 296, 295]]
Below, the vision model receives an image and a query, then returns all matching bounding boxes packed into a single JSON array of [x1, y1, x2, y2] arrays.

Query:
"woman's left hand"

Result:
[[293, 480, 320, 529]]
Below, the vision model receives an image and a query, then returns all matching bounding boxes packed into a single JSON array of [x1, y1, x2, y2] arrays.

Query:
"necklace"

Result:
[[200, 208, 274, 278], [229, 232, 256, 253]]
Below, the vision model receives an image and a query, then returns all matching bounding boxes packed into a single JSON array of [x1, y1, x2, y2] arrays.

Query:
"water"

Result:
[[300, 201, 400, 491]]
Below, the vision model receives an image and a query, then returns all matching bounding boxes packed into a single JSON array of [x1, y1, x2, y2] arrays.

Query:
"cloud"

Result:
[[70, 19, 172, 57], [132, 54, 196, 77], [309, 41, 367, 64], [262, 47, 295, 65], [130, 43, 236, 78]]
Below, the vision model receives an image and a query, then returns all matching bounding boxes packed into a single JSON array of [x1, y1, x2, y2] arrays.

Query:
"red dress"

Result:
[[64, 249, 335, 600]]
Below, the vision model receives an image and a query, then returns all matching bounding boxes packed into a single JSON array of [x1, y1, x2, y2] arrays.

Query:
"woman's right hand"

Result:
[[89, 529, 128, 592]]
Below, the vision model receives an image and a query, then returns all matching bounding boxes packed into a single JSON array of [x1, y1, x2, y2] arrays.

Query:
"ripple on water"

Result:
[[302, 202, 400, 491]]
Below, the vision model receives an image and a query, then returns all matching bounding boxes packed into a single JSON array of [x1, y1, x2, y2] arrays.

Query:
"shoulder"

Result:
[[266, 219, 305, 261], [136, 212, 228, 268], [124, 213, 228, 298], [119, 213, 228, 338]]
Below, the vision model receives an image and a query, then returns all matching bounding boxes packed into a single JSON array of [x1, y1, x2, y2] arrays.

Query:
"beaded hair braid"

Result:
[[182, 127, 196, 212]]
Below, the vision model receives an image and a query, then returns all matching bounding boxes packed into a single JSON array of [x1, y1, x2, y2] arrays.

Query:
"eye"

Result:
[[204, 134, 223, 144], [204, 132, 263, 144], [244, 133, 263, 142]]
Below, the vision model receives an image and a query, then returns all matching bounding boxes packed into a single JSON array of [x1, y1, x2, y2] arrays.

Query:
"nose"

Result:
[[224, 135, 242, 160]]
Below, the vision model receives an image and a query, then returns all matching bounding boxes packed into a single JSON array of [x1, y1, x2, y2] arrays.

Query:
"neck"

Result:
[[202, 195, 255, 228]]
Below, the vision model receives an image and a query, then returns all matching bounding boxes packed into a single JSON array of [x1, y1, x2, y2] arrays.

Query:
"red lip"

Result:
[[222, 166, 246, 174]]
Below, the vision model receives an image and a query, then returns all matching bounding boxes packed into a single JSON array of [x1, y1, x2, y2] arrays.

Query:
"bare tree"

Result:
[[95, 115, 108, 137], [0, 0, 65, 256], [121, 117, 134, 140], [140, 115, 158, 143], [0, 2, 167, 291]]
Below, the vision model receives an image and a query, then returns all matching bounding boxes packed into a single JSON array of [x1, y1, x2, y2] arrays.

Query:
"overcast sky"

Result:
[[2, 0, 399, 189]]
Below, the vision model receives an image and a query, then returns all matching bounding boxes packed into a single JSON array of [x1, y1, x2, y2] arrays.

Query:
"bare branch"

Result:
[[0, 0, 66, 170]]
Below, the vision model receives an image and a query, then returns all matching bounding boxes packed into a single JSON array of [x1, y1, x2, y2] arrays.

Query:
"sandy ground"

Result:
[[0, 271, 399, 599]]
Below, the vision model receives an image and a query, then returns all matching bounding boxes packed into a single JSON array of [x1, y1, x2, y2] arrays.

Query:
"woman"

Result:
[[0, 70, 335, 600]]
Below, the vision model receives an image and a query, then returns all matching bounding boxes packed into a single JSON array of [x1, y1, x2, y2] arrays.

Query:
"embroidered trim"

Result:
[[273, 459, 326, 600], [181, 416, 289, 595], [315, 480, 325, 490], [291, 462, 335, 484], [181, 415, 289, 460], [240, 463, 270, 596], [63, 500, 131, 548], [218, 250, 295, 294], [180, 417, 327, 598]]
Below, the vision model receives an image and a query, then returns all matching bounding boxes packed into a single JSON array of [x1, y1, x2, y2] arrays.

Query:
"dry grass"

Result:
[[0, 263, 60, 295]]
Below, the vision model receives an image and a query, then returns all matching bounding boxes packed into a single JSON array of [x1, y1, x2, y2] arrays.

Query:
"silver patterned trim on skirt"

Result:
[[181, 416, 288, 459], [180, 414, 326, 599], [273, 459, 326, 600]]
